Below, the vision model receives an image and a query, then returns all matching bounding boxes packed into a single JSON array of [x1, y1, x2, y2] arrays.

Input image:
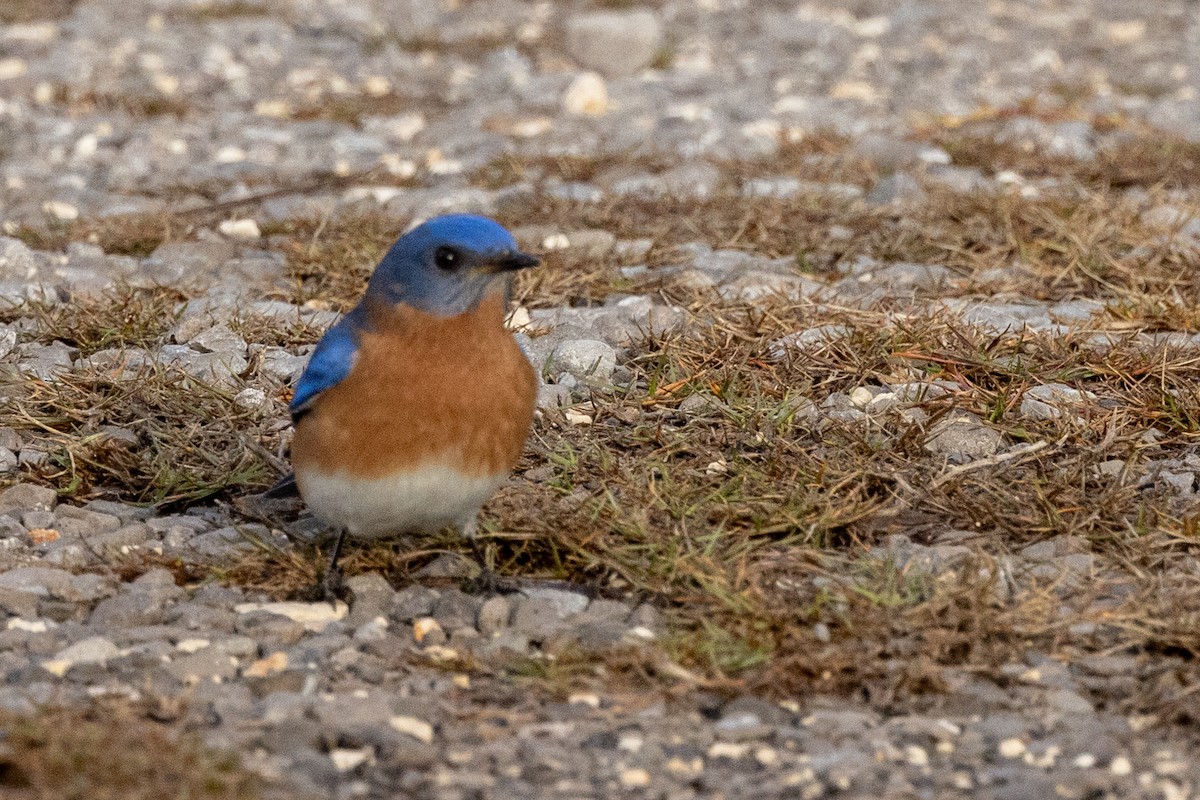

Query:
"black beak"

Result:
[[494, 251, 540, 272]]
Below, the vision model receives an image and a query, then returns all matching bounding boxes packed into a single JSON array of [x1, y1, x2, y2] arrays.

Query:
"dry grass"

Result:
[[0, 0, 79, 23], [0, 291, 281, 505], [11, 111, 1200, 714], [181, 1, 270, 22], [0, 700, 262, 800]]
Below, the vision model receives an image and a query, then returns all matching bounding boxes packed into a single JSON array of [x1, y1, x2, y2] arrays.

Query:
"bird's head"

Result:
[[365, 214, 539, 316]]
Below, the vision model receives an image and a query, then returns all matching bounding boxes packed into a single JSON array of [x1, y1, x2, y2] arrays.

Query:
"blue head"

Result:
[[364, 214, 538, 316]]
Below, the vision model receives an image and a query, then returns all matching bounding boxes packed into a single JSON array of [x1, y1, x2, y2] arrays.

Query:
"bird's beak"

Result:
[[489, 251, 540, 273]]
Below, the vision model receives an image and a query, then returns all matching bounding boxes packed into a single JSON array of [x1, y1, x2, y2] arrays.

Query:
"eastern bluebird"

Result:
[[268, 214, 540, 596]]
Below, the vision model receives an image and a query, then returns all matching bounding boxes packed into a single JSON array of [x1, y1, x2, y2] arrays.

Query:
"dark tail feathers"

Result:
[[262, 472, 299, 499]]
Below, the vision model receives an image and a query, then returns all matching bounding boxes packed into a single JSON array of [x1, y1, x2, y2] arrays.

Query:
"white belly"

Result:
[[295, 465, 507, 539]]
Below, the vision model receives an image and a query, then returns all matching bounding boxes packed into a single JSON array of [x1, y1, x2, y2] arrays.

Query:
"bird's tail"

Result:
[[261, 472, 300, 499]]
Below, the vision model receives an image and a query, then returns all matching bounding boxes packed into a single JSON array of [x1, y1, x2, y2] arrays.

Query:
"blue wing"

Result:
[[289, 313, 362, 422]]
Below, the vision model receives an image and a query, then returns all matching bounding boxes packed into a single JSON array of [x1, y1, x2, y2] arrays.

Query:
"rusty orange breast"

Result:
[[291, 291, 537, 480]]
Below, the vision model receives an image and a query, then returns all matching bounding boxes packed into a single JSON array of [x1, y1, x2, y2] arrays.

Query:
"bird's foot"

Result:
[[318, 564, 345, 606], [462, 563, 522, 595]]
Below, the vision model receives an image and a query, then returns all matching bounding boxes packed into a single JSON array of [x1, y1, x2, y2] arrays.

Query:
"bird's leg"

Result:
[[319, 526, 347, 604], [462, 518, 508, 594]]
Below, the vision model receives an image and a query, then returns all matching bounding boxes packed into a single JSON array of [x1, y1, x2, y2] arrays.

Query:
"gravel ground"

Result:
[[2, 1, 1200, 798]]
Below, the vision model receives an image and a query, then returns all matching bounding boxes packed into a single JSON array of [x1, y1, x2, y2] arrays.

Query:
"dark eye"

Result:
[[434, 247, 459, 270]]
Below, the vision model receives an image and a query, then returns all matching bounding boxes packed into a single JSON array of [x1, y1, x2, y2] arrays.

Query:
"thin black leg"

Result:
[[320, 527, 347, 604], [464, 520, 515, 594]]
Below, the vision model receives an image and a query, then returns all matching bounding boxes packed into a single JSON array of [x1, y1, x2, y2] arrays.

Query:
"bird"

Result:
[[266, 213, 540, 598]]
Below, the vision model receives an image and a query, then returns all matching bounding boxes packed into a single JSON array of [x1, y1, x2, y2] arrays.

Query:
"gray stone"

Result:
[[159, 345, 248, 387], [550, 339, 617, 382], [564, 229, 617, 259], [51, 635, 119, 667], [868, 262, 952, 290], [139, 241, 238, 290], [0, 566, 73, 597], [391, 585, 440, 623], [0, 587, 39, 617], [944, 300, 1054, 334], [714, 711, 772, 741], [188, 324, 248, 357], [0, 484, 54, 515], [55, 505, 121, 533], [614, 237, 652, 262], [1020, 384, 1096, 420], [432, 590, 482, 631], [718, 271, 822, 303], [866, 173, 925, 206], [169, 648, 239, 683], [18, 341, 76, 380], [17, 449, 50, 468], [518, 586, 590, 617], [566, 10, 663, 78], [258, 347, 308, 383], [924, 416, 1004, 461], [0, 326, 17, 360], [0, 238, 37, 281], [477, 595, 511, 636], [184, 527, 258, 559], [345, 572, 395, 628], [1158, 469, 1196, 494], [511, 597, 575, 637], [659, 163, 723, 199], [84, 348, 155, 380], [742, 177, 805, 199], [89, 591, 170, 627], [83, 499, 152, 521], [0, 429, 21, 453], [770, 325, 851, 358], [536, 383, 572, 409]]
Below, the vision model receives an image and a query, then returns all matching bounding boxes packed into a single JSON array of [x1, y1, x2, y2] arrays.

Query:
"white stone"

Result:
[[849, 387, 875, 408], [42, 201, 79, 221], [389, 715, 435, 744], [706, 459, 728, 475], [1107, 20, 1146, 43], [234, 601, 348, 632], [541, 233, 570, 251], [176, 638, 210, 653], [998, 738, 1026, 758], [709, 742, 751, 759], [0, 58, 27, 81], [563, 72, 609, 116], [218, 218, 261, 239], [568, 692, 601, 709], [505, 306, 531, 331], [413, 617, 443, 643], [234, 388, 270, 411], [7, 618, 48, 632], [620, 768, 651, 788], [564, 410, 593, 425], [329, 747, 372, 771], [905, 745, 929, 766], [755, 746, 779, 766]]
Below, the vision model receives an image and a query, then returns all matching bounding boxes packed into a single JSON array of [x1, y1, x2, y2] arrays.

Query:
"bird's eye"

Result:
[[434, 247, 459, 270]]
